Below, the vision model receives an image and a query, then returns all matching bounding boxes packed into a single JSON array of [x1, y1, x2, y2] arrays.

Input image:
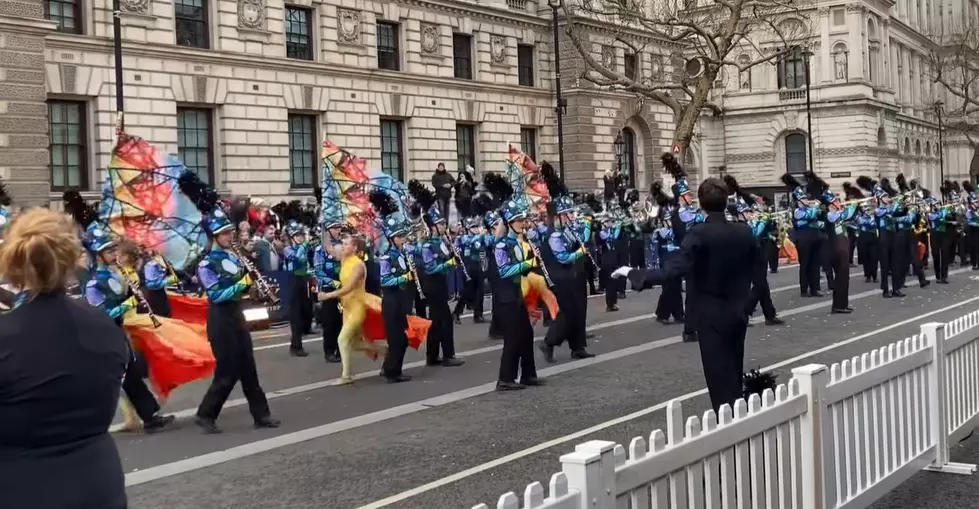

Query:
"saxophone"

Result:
[[116, 262, 161, 328]]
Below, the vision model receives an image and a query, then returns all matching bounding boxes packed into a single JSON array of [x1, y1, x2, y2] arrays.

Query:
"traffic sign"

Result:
[[672, 144, 681, 154]]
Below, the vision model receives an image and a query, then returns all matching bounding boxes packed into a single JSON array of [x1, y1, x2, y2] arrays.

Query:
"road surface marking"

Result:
[[123, 274, 964, 486]]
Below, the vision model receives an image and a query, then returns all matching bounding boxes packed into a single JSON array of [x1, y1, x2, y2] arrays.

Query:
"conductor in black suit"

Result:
[[612, 177, 758, 411]]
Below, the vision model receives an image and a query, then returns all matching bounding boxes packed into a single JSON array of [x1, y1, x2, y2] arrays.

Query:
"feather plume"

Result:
[[780, 173, 802, 190], [369, 189, 399, 217], [661, 152, 685, 179], [472, 192, 497, 217], [455, 195, 473, 218], [910, 179, 919, 190], [0, 178, 10, 207], [743, 369, 778, 400], [722, 174, 741, 196], [842, 182, 864, 200], [313, 186, 323, 204], [626, 189, 640, 205], [896, 173, 909, 193], [482, 172, 513, 204], [880, 178, 898, 196], [177, 170, 219, 214], [953, 181, 962, 192], [650, 181, 672, 207], [229, 196, 251, 226], [805, 171, 828, 197], [963, 181, 975, 194], [584, 192, 603, 214], [540, 161, 567, 198], [407, 179, 436, 211], [856, 176, 876, 192], [62, 191, 98, 229]]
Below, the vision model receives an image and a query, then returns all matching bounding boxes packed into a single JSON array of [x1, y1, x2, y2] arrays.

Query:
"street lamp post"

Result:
[[936, 100, 945, 186], [113, 0, 125, 118], [801, 47, 815, 175], [547, 0, 567, 181], [613, 132, 624, 173]]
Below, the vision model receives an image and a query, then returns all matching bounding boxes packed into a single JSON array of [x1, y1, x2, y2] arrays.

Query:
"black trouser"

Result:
[[762, 240, 778, 272], [488, 276, 504, 338], [584, 255, 598, 293], [848, 230, 858, 264], [745, 250, 776, 320], [892, 230, 912, 290], [795, 228, 824, 294], [197, 301, 271, 421], [381, 285, 412, 377], [422, 274, 455, 361], [452, 262, 484, 319], [697, 305, 747, 412], [497, 299, 537, 383], [413, 286, 427, 319], [319, 298, 341, 358], [932, 230, 952, 281], [970, 226, 979, 268], [878, 230, 896, 292], [601, 251, 620, 308], [821, 236, 836, 291], [142, 288, 172, 318], [918, 232, 930, 267], [437, 196, 451, 221], [830, 234, 850, 310], [896, 229, 926, 288], [288, 275, 312, 350], [544, 278, 586, 352], [576, 271, 589, 339], [122, 349, 161, 423], [858, 231, 879, 280], [683, 279, 696, 336], [630, 238, 645, 269], [655, 252, 684, 321]]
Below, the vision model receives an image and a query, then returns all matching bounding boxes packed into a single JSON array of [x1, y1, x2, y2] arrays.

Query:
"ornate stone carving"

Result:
[[845, 3, 864, 12], [237, 0, 265, 29], [817, 6, 829, 15], [337, 9, 361, 44], [420, 23, 440, 55], [490, 35, 506, 64], [601, 45, 615, 69], [120, 0, 149, 14]]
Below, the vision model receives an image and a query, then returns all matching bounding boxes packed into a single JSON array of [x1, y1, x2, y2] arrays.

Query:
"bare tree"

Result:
[[926, 21, 979, 147], [557, 0, 813, 152]]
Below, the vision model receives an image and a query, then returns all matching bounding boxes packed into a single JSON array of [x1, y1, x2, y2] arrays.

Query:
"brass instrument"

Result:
[[231, 242, 280, 306], [629, 200, 658, 224], [115, 262, 161, 328]]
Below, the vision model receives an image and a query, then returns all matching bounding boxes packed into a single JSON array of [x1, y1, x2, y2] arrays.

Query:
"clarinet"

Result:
[[231, 242, 280, 306], [116, 262, 161, 328], [404, 250, 426, 299], [443, 234, 472, 281], [526, 235, 555, 287]]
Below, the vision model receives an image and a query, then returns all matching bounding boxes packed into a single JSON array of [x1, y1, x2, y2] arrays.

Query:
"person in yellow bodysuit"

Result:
[[318, 234, 385, 384]]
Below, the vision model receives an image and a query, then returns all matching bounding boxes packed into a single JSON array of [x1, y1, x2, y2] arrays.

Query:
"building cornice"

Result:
[[44, 35, 555, 99], [393, 0, 548, 27], [0, 14, 57, 35]]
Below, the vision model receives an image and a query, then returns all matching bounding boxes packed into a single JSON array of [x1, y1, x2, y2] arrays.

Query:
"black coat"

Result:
[[0, 292, 129, 509]]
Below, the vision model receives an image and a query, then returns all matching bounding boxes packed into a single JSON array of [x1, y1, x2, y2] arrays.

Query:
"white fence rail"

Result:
[[472, 312, 979, 509]]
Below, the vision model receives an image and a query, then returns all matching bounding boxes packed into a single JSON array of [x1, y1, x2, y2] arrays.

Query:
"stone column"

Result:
[[846, 4, 864, 81], [0, 0, 56, 206], [819, 7, 832, 84], [903, 49, 912, 113]]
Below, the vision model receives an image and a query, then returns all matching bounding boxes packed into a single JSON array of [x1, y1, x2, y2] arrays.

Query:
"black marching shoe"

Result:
[[585, 332, 596, 340], [882, 290, 893, 298], [800, 291, 810, 298], [571, 349, 595, 359], [606, 305, 619, 312], [325, 353, 341, 363], [765, 317, 785, 326], [194, 416, 222, 434], [864, 277, 872, 283], [442, 357, 465, 367], [809, 291, 824, 298], [831, 308, 853, 314], [473, 316, 486, 324], [656, 318, 672, 325], [682, 332, 698, 343], [453, 314, 462, 325], [520, 377, 546, 386], [892, 289, 907, 297], [426, 358, 442, 366], [938, 278, 950, 284], [539, 343, 556, 363], [496, 381, 525, 391], [385, 374, 412, 383], [290, 348, 309, 357], [254, 416, 281, 429], [143, 414, 176, 433], [920, 280, 931, 289]]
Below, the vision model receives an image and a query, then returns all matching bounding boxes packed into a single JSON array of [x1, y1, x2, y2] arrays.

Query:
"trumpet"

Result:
[[231, 242, 280, 306], [116, 262, 161, 328], [629, 200, 658, 223]]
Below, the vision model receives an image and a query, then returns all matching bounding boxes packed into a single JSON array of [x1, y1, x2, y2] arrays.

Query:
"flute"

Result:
[[116, 262, 161, 328]]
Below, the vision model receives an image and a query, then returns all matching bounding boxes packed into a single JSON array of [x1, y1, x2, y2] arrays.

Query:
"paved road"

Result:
[[120, 263, 979, 509]]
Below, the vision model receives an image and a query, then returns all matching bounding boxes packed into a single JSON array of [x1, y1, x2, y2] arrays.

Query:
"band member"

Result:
[[895, 174, 930, 290], [452, 203, 488, 324], [408, 180, 464, 367], [475, 191, 506, 340], [281, 220, 312, 356], [599, 212, 622, 312], [372, 190, 417, 383], [140, 248, 178, 318], [782, 173, 825, 297], [313, 214, 344, 363], [930, 182, 955, 284], [964, 181, 979, 270], [846, 183, 879, 283], [649, 181, 684, 324], [664, 153, 703, 343], [539, 163, 594, 362], [178, 172, 279, 434], [860, 177, 904, 298], [820, 182, 858, 313]]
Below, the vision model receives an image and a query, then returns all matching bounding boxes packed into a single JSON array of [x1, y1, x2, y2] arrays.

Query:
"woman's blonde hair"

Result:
[[0, 208, 81, 296]]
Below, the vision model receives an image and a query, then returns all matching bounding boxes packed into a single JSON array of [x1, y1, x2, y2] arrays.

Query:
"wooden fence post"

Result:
[[921, 321, 977, 475], [561, 440, 616, 509], [792, 363, 831, 509]]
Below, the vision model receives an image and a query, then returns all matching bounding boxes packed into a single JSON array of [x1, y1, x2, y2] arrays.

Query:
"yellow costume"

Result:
[[336, 255, 382, 383]]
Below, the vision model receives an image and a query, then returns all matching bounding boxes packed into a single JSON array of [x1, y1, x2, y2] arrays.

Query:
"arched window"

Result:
[[867, 19, 880, 84], [833, 42, 849, 81], [785, 133, 808, 174], [778, 47, 807, 89], [915, 140, 921, 155], [877, 126, 887, 146], [621, 127, 636, 186], [738, 54, 752, 90], [904, 138, 911, 153]]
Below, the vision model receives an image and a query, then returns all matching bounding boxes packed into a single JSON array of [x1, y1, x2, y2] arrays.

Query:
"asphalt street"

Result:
[[119, 263, 979, 509]]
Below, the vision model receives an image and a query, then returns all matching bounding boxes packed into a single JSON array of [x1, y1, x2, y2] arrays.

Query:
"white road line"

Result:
[[355, 295, 979, 509], [123, 269, 959, 486]]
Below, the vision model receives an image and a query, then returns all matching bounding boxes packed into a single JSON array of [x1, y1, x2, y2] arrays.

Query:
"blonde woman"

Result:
[[0, 209, 128, 509]]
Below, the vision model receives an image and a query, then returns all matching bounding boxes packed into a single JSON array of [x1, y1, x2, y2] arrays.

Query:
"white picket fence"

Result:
[[472, 311, 979, 509]]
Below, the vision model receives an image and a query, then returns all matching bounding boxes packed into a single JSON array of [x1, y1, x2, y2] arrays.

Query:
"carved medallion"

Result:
[[420, 23, 439, 54], [490, 35, 506, 64], [120, 0, 149, 13], [237, 0, 265, 29], [338, 9, 361, 44], [601, 45, 615, 69]]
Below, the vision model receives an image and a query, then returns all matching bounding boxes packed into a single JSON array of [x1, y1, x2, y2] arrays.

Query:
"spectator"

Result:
[[253, 225, 280, 274], [455, 166, 476, 211], [432, 162, 455, 218], [0, 208, 129, 509]]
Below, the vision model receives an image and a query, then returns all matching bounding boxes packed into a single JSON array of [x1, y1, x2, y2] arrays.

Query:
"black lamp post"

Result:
[[548, 0, 567, 181], [936, 100, 945, 186], [613, 132, 624, 173], [113, 0, 124, 120], [801, 47, 815, 175]]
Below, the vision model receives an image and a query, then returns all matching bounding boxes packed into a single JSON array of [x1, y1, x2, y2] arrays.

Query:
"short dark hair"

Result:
[[698, 177, 730, 213]]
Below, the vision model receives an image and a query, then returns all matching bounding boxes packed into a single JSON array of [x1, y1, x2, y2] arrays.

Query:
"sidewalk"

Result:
[[870, 430, 979, 508]]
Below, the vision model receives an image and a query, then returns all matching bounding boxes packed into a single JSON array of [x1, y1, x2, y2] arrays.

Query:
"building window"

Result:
[[177, 108, 213, 184], [380, 119, 405, 181], [376, 22, 400, 71], [288, 114, 316, 188], [45, 0, 81, 33], [456, 124, 476, 173], [520, 128, 537, 161], [285, 7, 312, 61], [785, 133, 807, 175], [620, 127, 636, 185], [48, 100, 88, 191], [624, 53, 638, 80], [778, 49, 807, 89], [831, 7, 846, 27], [453, 34, 473, 80], [738, 54, 752, 90], [175, 0, 209, 49], [517, 44, 535, 87]]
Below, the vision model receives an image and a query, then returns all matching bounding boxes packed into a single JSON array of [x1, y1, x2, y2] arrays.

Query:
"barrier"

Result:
[[471, 311, 979, 509]]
